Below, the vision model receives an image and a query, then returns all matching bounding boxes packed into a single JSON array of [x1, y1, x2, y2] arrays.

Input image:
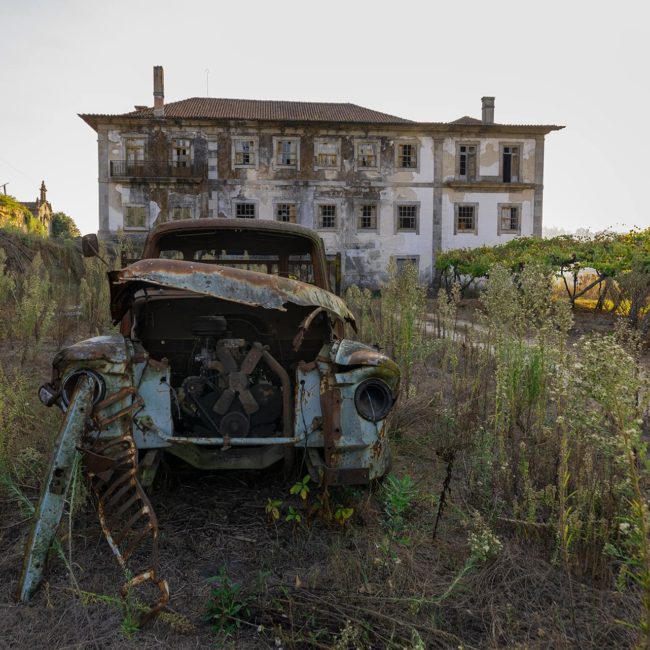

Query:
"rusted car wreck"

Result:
[[19, 219, 400, 620]]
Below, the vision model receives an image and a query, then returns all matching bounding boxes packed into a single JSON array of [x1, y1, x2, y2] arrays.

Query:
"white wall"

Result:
[[441, 190, 535, 250]]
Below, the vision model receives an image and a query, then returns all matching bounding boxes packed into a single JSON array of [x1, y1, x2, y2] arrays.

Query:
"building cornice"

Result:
[[444, 181, 537, 192], [79, 114, 564, 137]]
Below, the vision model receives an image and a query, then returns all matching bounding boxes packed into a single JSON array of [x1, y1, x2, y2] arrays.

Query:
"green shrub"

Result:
[[205, 569, 251, 635]]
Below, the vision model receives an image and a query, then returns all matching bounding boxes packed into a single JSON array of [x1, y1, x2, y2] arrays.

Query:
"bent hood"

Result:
[[108, 259, 356, 326]]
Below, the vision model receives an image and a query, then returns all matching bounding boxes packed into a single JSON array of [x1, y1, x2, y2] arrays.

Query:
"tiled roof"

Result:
[[121, 98, 414, 123], [450, 115, 483, 125], [79, 99, 564, 133]]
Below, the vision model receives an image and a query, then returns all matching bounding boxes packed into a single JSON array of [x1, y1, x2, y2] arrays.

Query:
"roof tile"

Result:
[[123, 98, 413, 123]]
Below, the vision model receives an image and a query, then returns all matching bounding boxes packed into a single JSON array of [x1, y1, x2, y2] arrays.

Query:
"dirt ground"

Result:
[[0, 307, 644, 649], [1, 445, 639, 649]]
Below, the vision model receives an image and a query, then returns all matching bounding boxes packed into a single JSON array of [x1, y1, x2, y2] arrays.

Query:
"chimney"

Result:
[[153, 66, 164, 117], [481, 96, 495, 125]]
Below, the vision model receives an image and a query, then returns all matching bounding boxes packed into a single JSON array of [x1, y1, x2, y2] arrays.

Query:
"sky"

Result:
[[0, 0, 648, 236]]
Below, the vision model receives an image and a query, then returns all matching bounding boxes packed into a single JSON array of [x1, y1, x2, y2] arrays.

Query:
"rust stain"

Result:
[[81, 391, 169, 625], [109, 258, 356, 325]]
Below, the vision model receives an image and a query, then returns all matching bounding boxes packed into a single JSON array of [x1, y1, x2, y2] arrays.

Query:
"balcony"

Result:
[[109, 160, 206, 181]]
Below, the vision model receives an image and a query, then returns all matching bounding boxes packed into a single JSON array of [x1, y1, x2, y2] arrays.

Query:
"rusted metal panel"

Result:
[[333, 339, 399, 375], [53, 335, 128, 365], [108, 258, 356, 325]]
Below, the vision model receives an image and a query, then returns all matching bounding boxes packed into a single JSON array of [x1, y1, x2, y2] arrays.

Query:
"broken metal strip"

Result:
[[18, 375, 96, 602], [84, 392, 169, 624], [110, 492, 140, 520], [94, 389, 144, 429], [113, 507, 148, 547], [122, 523, 155, 562]]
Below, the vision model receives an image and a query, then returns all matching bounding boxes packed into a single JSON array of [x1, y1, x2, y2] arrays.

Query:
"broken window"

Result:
[[124, 205, 147, 229], [356, 141, 379, 169], [357, 204, 377, 230], [233, 139, 257, 167], [397, 143, 417, 169], [499, 205, 520, 233], [314, 139, 339, 168], [275, 138, 299, 167], [235, 203, 256, 219], [397, 205, 418, 231], [502, 145, 520, 182], [318, 204, 337, 229], [125, 141, 144, 164], [458, 144, 477, 181], [276, 203, 297, 223], [456, 205, 476, 233], [171, 207, 192, 221], [395, 257, 419, 274], [172, 139, 191, 168]]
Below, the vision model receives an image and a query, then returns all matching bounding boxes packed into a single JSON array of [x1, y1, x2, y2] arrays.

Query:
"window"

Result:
[[458, 144, 477, 181], [233, 138, 257, 167], [396, 142, 418, 169], [396, 204, 418, 232], [276, 203, 297, 223], [394, 257, 419, 274], [125, 140, 144, 164], [357, 204, 377, 230], [124, 205, 147, 229], [172, 138, 191, 168], [235, 203, 256, 219], [274, 138, 299, 167], [172, 206, 192, 221], [314, 139, 340, 168], [498, 205, 521, 234], [455, 204, 477, 234], [356, 141, 379, 169], [317, 204, 337, 229], [502, 145, 520, 182]]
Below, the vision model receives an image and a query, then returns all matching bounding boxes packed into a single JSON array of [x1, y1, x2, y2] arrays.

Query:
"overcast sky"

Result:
[[1, 0, 647, 235]]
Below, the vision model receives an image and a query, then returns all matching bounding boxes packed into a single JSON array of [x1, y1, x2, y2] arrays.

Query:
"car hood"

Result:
[[108, 259, 356, 325]]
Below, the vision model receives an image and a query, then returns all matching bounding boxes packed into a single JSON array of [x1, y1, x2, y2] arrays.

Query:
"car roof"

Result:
[[144, 218, 324, 250]]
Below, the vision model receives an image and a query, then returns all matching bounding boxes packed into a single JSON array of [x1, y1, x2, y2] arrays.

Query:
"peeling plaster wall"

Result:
[[96, 118, 550, 287], [441, 137, 536, 182]]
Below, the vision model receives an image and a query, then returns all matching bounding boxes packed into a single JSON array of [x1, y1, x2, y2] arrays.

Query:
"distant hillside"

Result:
[[0, 227, 85, 282], [0, 195, 47, 236]]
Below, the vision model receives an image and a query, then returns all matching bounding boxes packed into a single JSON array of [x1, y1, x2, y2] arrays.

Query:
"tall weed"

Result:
[[346, 259, 429, 392], [12, 253, 56, 362], [80, 251, 113, 336]]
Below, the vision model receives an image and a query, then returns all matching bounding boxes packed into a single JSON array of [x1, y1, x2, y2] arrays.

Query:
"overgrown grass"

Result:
[[344, 261, 650, 645], [0, 245, 648, 647]]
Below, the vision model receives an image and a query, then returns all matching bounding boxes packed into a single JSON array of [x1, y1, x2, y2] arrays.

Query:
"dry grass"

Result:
[[0, 255, 648, 648]]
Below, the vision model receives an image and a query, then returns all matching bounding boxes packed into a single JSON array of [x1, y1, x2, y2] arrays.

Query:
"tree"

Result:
[[50, 212, 80, 239]]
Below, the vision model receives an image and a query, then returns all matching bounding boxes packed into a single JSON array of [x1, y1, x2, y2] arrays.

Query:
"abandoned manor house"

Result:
[[80, 66, 563, 287]]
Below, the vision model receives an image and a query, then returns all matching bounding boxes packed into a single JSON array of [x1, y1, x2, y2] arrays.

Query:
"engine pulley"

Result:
[[220, 411, 250, 437]]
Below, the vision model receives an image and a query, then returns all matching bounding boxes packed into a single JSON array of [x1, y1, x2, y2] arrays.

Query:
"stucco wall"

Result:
[[441, 190, 535, 250]]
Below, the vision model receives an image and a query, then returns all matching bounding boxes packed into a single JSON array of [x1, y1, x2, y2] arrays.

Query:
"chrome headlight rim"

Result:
[[61, 369, 106, 407], [354, 378, 394, 422]]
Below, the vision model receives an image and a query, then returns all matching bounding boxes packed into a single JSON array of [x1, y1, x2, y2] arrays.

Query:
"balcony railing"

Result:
[[110, 160, 206, 179]]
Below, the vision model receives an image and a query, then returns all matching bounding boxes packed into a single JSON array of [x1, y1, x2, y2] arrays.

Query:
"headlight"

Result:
[[61, 369, 106, 407], [354, 379, 393, 422], [38, 383, 58, 407]]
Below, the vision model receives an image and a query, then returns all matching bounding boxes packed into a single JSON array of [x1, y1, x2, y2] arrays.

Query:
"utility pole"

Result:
[[0, 182, 8, 195]]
